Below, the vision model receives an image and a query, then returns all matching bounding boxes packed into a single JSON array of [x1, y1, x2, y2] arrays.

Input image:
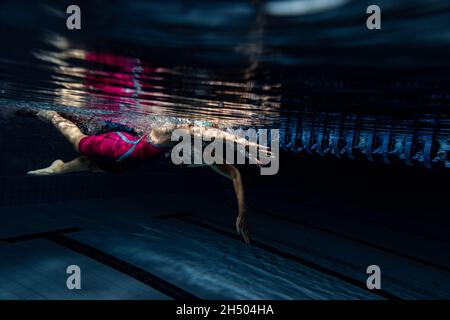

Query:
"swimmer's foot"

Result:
[[27, 160, 64, 176], [15, 108, 38, 119], [16, 108, 58, 122], [236, 211, 251, 244]]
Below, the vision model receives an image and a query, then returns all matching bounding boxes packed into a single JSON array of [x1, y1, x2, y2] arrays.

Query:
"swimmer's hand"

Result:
[[27, 160, 64, 176], [236, 210, 250, 244]]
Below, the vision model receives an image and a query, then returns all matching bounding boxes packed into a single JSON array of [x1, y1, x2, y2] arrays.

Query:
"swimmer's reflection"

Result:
[[36, 35, 282, 127]]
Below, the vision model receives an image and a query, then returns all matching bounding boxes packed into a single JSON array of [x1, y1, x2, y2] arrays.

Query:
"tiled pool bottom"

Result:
[[1, 188, 449, 300]]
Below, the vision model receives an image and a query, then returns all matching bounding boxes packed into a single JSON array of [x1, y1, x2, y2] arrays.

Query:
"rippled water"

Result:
[[0, 0, 449, 167]]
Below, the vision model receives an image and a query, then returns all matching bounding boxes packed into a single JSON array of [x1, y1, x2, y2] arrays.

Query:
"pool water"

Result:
[[0, 0, 449, 300]]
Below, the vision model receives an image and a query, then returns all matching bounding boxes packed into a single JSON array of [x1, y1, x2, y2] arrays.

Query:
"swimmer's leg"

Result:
[[210, 164, 250, 244], [37, 110, 86, 152], [28, 156, 103, 176]]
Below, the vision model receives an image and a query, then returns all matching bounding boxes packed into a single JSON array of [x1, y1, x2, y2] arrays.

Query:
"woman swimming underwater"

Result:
[[25, 110, 271, 244]]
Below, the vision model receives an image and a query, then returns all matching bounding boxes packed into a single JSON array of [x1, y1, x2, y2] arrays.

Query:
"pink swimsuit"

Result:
[[79, 132, 166, 162]]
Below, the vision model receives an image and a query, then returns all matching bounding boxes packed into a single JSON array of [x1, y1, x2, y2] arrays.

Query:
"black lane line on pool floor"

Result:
[[1, 227, 82, 243], [2, 227, 200, 300], [251, 207, 450, 274], [154, 213, 402, 300]]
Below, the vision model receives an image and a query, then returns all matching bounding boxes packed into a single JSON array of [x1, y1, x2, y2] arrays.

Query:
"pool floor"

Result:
[[1, 182, 449, 300]]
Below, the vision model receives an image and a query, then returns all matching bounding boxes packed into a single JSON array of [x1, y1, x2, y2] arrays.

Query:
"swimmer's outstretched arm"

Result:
[[151, 125, 274, 158], [28, 156, 103, 176], [210, 164, 250, 244]]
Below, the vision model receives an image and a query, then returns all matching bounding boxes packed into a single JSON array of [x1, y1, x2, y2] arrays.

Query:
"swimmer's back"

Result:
[[79, 131, 167, 163]]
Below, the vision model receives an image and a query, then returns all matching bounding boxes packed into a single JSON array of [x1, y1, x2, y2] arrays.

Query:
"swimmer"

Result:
[[23, 110, 269, 244]]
